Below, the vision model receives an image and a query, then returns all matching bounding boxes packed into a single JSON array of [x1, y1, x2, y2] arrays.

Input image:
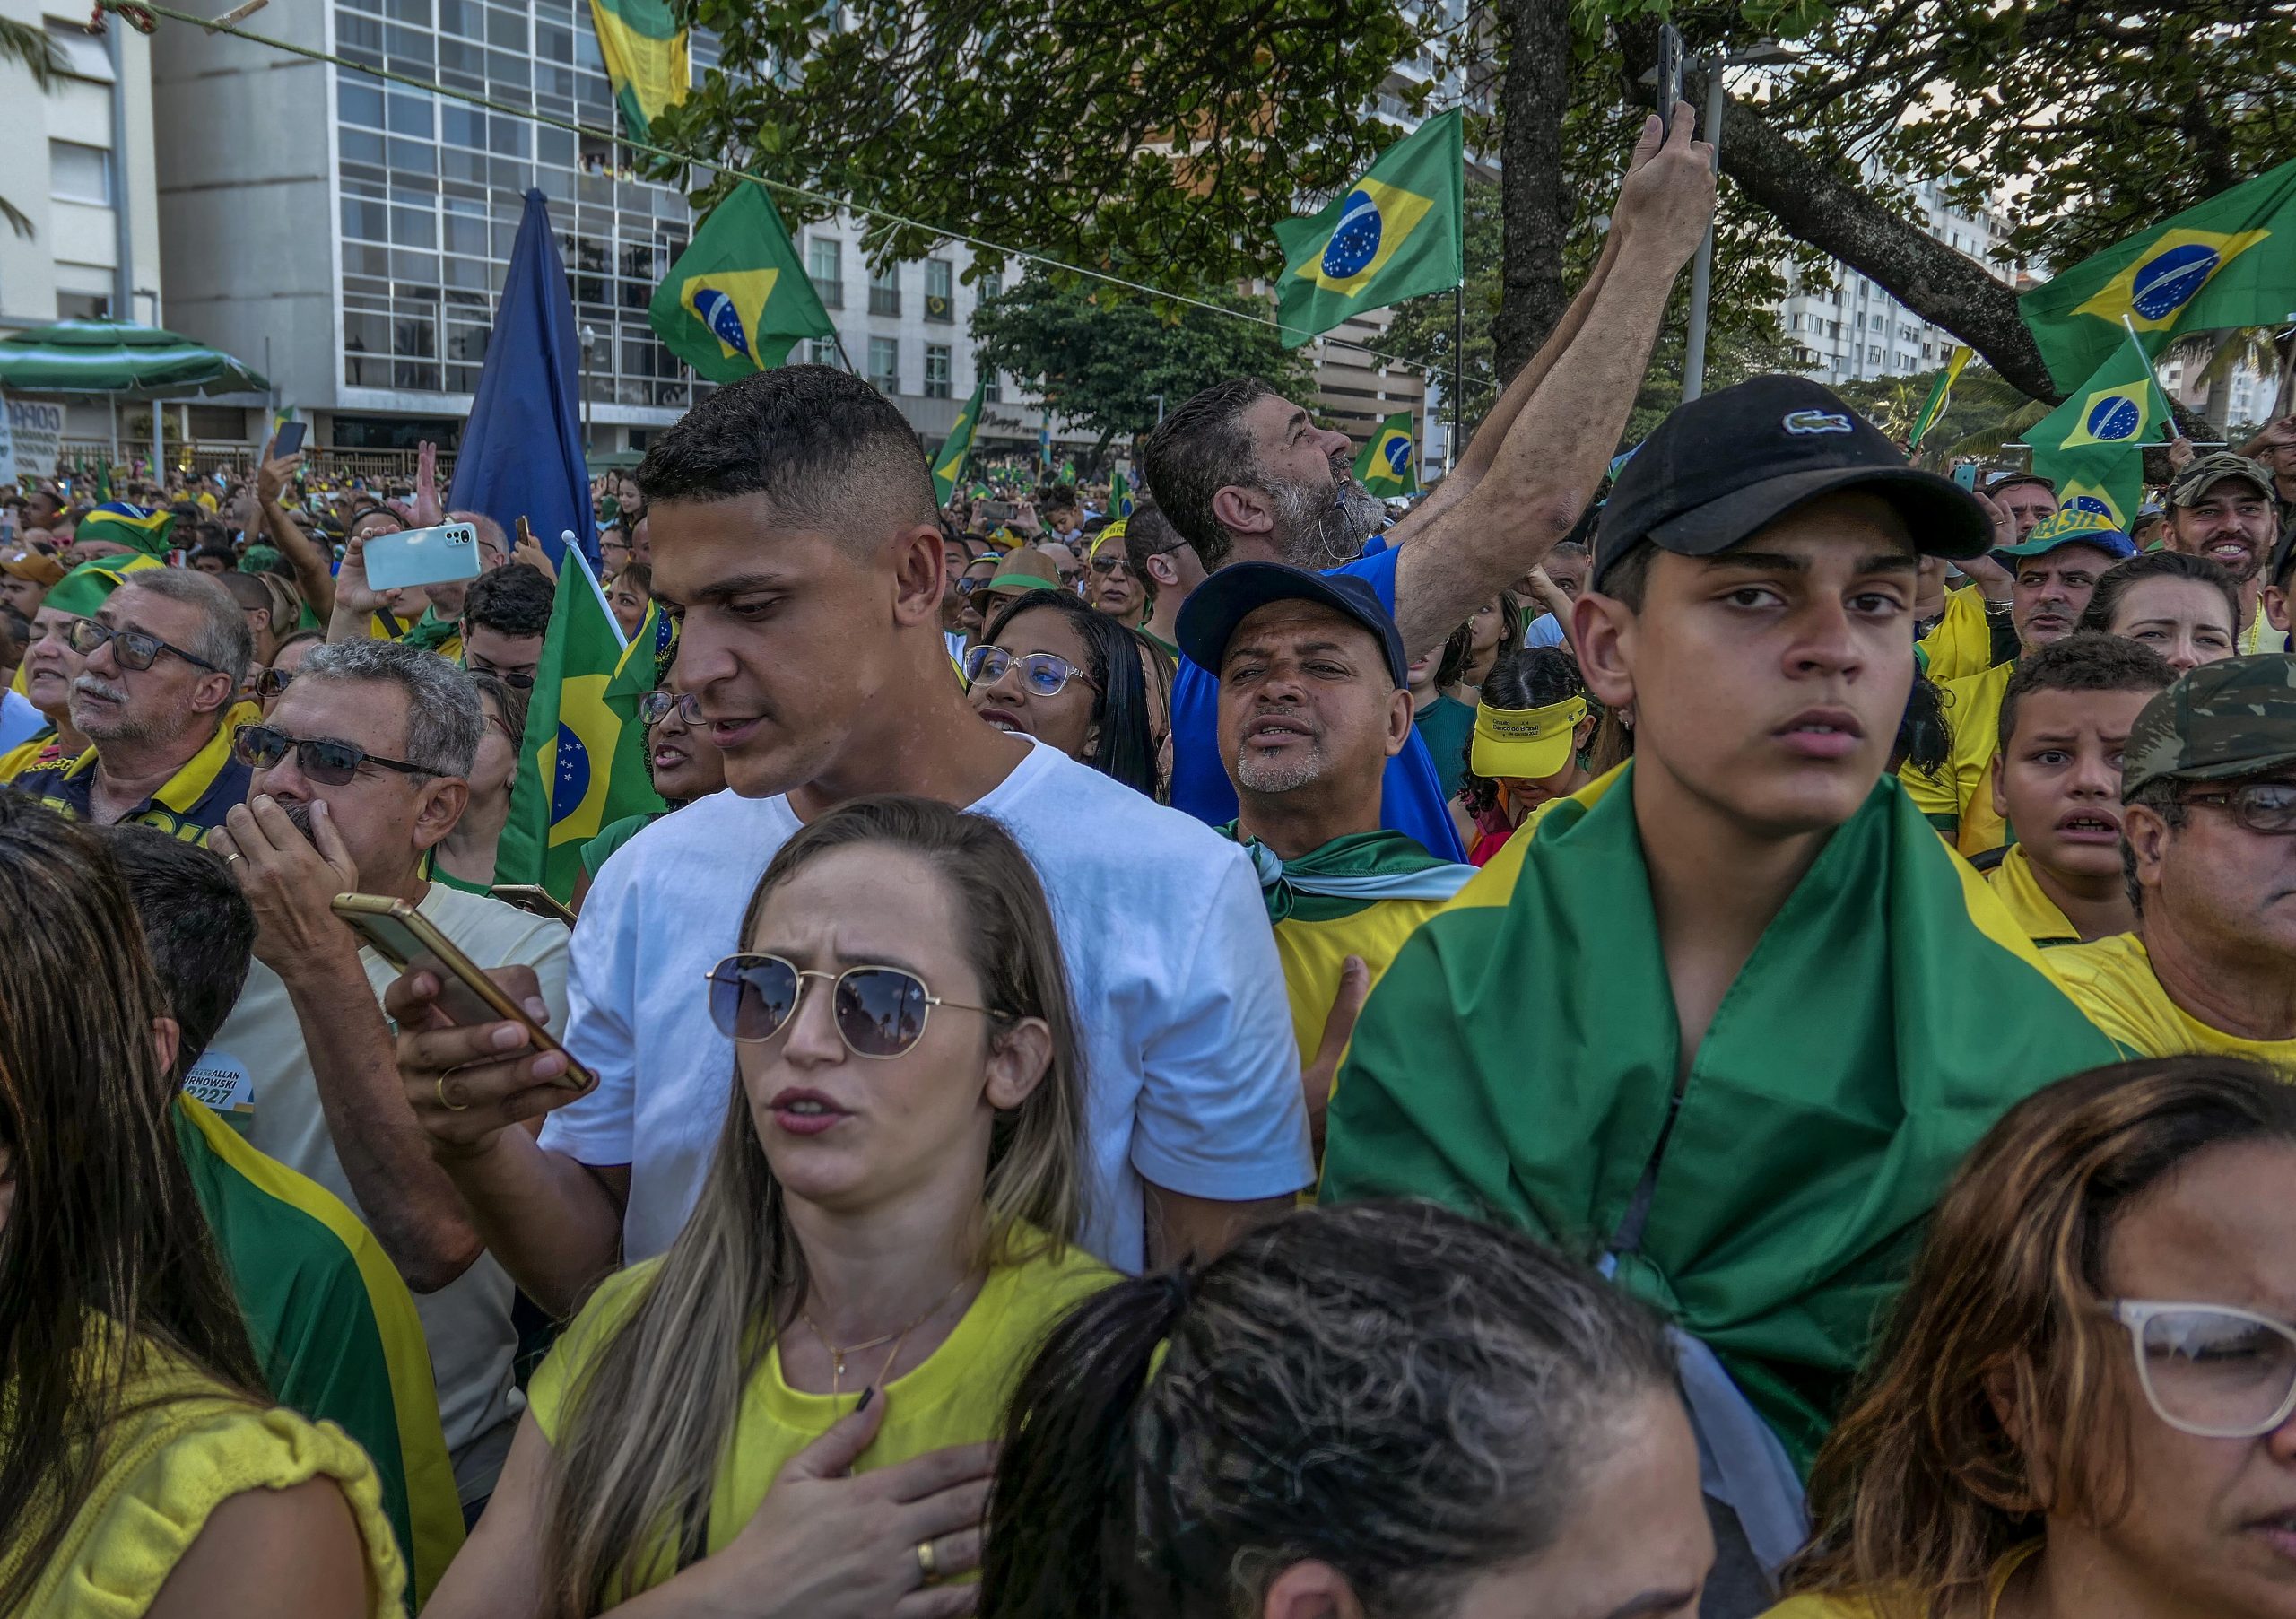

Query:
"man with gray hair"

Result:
[[204, 637, 570, 1521], [12, 568, 253, 844]]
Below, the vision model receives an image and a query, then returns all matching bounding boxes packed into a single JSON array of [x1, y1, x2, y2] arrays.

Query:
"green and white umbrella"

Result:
[[0, 318, 267, 396]]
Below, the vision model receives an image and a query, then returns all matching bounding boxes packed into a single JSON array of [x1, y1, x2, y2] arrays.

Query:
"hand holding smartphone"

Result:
[[1657, 24, 1684, 134]]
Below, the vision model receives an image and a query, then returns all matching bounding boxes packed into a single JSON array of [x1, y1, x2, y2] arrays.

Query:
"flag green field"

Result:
[[587, 0, 688, 142], [1353, 410, 1420, 497], [649, 184, 835, 384], [2021, 328, 2175, 528], [1906, 346, 1971, 453], [934, 373, 987, 506], [1274, 109, 1465, 348]]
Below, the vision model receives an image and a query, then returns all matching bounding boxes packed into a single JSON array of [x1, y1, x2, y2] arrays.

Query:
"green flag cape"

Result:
[[587, 0, 688, 143], [1352, 410, 1421, 497], [648, 184, 835, 384], [1222, 825, 1475, 924], [2020, 155, 2296, 390], [2020, 328, 2175, 528], [1320, 764, 2118, 1471], [496, 551, 666, 901], [1274, 109, 1465, 348], [933, 372, 987, 506]]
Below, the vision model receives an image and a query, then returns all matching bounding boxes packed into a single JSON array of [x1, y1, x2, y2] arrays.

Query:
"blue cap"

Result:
[[1996, 508, 2137, 561], [1177, 561, 1409, 688]]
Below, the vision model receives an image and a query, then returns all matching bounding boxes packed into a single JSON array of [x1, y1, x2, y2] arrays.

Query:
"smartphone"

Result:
[[1952, 463, 1978, 490], [331, 892, 594, 1091], [490, 883, 579, 927], [362, 521, 481, 591], [273, 420, 307, 458], [1657, 24, 1683, 131]]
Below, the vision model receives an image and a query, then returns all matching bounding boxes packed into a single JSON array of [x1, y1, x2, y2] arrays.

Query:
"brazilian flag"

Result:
[[1320, 765, 2118, 1472], [2021, 329, 2174, 528], [648, 183, 835, 385], [2021, 155, 2296, 391], [1109, 469, 1135, 518], [587, 0, 688, 143], [76, 501, 176, 559], [933, 372, 987, 507], [1275, 109, 1465, 348], [1353, 410, 1420, 498], [497, 551, 665, 902], [1905, 346, 1970, 454]]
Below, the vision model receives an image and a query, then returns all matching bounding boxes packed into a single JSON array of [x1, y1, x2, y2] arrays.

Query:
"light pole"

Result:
[[578, 324, 596, 448], [1678, 43, 1796, 403]]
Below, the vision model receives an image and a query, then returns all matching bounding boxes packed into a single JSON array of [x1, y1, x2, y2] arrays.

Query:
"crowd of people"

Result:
[[3, 104, 2295, 1619]]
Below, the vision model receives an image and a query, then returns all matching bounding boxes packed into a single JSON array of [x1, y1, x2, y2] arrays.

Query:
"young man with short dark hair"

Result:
[[1981, 631, 2176, 945], [459, 561, 553, 688], [1321, 375, 2118, 1592], [1122, 497, 1200, 660]]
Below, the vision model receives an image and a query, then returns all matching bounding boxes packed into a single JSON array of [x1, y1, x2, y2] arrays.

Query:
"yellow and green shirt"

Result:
[[2050, 933, 2296, 1070], [1902, 658, 2011, 857], [10, 713, 254, 847], [1982, 845, 2094, 948]]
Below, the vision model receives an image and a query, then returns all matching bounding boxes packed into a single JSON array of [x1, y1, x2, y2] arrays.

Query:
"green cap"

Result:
[[2167, 452, 2274, 509], [1996, 508, 2136, 561], [2121, 655, 2296, 801]]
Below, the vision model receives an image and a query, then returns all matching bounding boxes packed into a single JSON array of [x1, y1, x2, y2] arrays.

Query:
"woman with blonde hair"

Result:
[[430, 795, 1109, 1617], [1767, 1056, 2296, 1619]]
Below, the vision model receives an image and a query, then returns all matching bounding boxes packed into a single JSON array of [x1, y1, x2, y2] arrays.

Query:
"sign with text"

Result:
[[2, 396, 65, 481]]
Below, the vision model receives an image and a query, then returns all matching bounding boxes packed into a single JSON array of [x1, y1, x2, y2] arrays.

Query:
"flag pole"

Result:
[[831, 330, 861, 377], [1449, 278, 1465, 476]]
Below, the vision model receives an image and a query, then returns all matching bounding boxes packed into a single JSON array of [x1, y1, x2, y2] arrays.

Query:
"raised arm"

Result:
[[256, 450, 336, 622], [1388, 107, 1715, 658]]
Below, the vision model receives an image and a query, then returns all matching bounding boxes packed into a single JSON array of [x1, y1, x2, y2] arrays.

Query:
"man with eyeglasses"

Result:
[[458, 561, 553, 690], [2051, 656, 2296, 1066], [11, 570, 254, 845], [201, 637, 569, 1523]]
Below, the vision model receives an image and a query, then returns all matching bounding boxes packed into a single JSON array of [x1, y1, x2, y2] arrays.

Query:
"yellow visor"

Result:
[[1471, 696, 1587, 780]]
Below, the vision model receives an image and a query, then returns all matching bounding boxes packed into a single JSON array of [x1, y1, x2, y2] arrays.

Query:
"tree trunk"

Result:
[[1611, 29, 2064, 402], [1491, 0, 1573, 381]]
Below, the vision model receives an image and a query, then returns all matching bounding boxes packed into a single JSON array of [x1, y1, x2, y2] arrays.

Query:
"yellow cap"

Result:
[[1471, 696, 1587, 780]]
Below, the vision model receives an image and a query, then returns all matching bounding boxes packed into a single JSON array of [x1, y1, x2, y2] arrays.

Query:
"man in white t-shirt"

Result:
[[206, 639, 569, 1513], [387, 366, 1310, 1318]]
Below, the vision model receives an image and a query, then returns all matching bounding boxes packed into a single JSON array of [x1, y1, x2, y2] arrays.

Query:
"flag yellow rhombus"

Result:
[[543, 673, 622, 847], [2074, 228, 2273, 331], [1296, 178, 1437, 299], [680, 268, 779, 367], [2058, 384, 2159, 450]]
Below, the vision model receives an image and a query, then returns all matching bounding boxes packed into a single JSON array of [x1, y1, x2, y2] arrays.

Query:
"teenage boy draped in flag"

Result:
[[1319, 375, 2119, 1585]]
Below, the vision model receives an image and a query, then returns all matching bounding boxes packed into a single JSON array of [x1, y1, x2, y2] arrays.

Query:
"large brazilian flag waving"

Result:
[[587, 0, 688, 143], [2021, 155, 2296, 391], [933, 372, 987, 506], [1274, 109, 1465, 348], [2021, 328, 2176, 528], [649, 183, 836, 385], [1320, 764, 2118, 1474], [496, 550, 667, 902]]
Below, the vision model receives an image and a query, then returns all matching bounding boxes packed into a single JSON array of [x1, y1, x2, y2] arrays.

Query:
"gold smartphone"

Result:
[[332, 892, 594, 1091], [490, 883, 579, 927]]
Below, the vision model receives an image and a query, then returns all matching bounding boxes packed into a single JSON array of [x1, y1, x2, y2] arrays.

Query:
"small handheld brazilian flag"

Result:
[[2021, 155, 2296, 390], [649, 183, 835, 385], [1353, 411, 1420, 498], [2020, 327, 2174, 528], [933, 372, 987, 507], [1275, 109, 1465, 348]]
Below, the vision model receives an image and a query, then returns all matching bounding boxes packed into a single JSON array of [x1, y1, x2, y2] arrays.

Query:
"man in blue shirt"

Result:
[[1141, 108, 1717, 860]]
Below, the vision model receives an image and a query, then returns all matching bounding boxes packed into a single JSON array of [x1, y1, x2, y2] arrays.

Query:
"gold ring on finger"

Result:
[[915, 1538, 936, 1580], [436, 1074, 471, 1112]]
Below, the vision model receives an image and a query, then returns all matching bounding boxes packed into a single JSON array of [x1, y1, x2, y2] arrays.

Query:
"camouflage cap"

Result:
[[2167, 451, 2274, 509], [2122, 654, 2296, 800]]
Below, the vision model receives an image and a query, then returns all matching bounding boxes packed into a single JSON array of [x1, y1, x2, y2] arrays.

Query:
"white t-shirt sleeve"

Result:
[[1523, 612, 1567, 648], [1126, 850, 1314, 1202], [539, 868, 639, 1166]]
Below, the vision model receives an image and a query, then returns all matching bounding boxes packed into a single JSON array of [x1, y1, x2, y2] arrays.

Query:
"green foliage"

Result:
[[968, 277, 1315, 462], [1831, 363, 2045, 468]]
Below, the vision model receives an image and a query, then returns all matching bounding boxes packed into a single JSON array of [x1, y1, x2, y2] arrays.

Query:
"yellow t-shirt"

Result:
[[1918, 584, 2000, 683], [1762, 1542, 2039, 1619], [0, 1342, 404, 1618], [2049, 933, 2296, 1068], [1274, 898, 1451, 1073], [527, 1229, 1114, 1601], [1902, 660, 2011, 856], [1982, 846, 2088, 947], [0, 730, 61, 783]]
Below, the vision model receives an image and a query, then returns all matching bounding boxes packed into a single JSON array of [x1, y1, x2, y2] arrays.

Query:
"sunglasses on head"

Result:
[[232, 722, 431, 787], [962, 645, 1092, 698], [64, 617, 221, 675], [704, 953, 1000, 1059]]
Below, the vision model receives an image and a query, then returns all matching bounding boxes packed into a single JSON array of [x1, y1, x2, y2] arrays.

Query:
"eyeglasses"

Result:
[[231, 722, 432, 787], [704, 953, 999, 1059], [638, 690, 701, 728], [2180, 782, 2296, 835], [962, 645, 1093, 697], [255, 666, 297, 701], [466, 653, 536, 689], [2104, 1301, 2296, 1439], [64, 617, 221, 674]]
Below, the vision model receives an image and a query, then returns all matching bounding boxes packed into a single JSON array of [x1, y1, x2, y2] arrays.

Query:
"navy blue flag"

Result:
[[448, 189, 597, 568]]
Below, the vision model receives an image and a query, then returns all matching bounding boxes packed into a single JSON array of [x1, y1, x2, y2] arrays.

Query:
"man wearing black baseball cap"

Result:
[[1179, 561, 1477, 1155], [1323, 376, 2117, 1591]]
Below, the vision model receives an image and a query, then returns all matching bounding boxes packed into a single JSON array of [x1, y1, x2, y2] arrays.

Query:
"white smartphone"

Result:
[[363, 521, 481, 591]]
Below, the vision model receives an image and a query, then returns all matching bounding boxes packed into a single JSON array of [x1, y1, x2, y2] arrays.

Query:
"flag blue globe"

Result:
[[1382, 438, 1413, 474], [2129, 243, 2220, 320], [1322, 190, 1385, 279], [2084, 395, 2142, 441], [693, 287, 754, 361], [551, 723, 592, 823], [2067, 494, 2117, 518]]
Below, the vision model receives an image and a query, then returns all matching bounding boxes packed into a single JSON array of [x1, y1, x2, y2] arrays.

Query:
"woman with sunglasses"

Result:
[[427, 795, 1109, 1619], [1767, 1055, 2296, 1619], [967, 591, 1167, 799]]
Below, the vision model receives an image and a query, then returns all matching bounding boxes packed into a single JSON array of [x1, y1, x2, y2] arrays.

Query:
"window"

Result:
[[983, 370, 1001, 404], [807, 335, 839, 366], [46, 20, 113, 79], [56, 291, 109, 319], [807, 236, 843, 309], [1868, 344, 1883, 363], [868, 336, 899, 394], [924, 344, 951, 398], [869, 263, 900, 317], [925, 258, 953, 322], [979, 268, 1003, 301], [49, 140, 110, 205]]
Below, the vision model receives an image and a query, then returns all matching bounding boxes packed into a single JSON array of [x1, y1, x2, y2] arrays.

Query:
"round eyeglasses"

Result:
[[638, 690, 703, 728]]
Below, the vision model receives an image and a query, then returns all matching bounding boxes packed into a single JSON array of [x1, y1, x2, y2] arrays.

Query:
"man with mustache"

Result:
[[202, 639, 570, 1522], [2161, 452, 2286, 653], [11, 569, 253, 844]]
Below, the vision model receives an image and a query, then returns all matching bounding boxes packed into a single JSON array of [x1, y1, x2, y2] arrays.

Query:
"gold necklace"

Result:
[[798, 1271, 976, 1400]]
